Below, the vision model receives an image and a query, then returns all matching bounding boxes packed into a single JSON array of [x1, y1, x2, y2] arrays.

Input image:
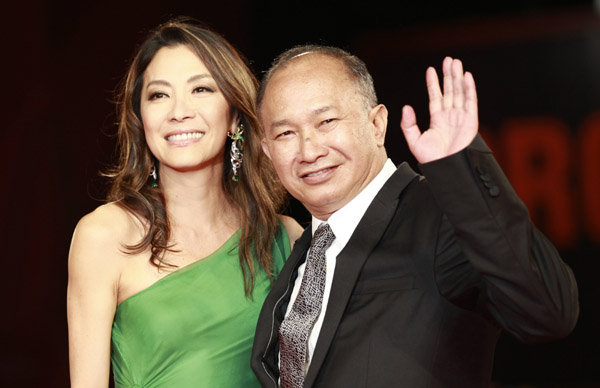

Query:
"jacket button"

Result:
[[489, 186, 500, 197]]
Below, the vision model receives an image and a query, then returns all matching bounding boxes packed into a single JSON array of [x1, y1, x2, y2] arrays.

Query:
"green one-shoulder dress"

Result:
[[111, 225, 290, 388]]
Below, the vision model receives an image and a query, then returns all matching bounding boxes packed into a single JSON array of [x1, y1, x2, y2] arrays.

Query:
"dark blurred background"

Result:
[[2, 0, 599, 386]]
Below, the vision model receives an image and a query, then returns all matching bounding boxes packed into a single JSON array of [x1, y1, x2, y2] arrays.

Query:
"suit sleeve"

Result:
[[419, 134, 579, 343]]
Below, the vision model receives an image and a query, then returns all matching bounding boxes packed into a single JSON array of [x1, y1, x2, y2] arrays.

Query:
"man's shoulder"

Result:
[[374, 162, 423, 201]]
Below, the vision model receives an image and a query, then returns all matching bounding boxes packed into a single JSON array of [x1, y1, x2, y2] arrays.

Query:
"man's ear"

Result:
[[261, 138, 272, 159], [369, 104, 388, 147]]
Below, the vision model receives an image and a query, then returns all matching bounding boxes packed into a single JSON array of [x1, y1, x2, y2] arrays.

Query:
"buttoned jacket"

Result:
[[251, 135, 579, 388]]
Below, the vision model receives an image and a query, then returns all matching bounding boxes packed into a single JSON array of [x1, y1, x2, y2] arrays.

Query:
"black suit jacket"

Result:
[[251, 136, 579, 388]]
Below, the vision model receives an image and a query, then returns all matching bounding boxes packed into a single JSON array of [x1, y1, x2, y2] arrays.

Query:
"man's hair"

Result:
[[257, 45, 378, 111]]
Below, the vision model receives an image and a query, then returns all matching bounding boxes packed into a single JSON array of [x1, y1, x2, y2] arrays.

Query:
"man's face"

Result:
[[260, 54, 387, 220]]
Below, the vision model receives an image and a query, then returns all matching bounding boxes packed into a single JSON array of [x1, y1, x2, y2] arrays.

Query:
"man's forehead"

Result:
[[267, 56, 349, 95], [259, 54, 358, 124]]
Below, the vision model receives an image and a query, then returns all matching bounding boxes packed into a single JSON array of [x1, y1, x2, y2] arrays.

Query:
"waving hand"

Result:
[[400, 57, 479, 164]]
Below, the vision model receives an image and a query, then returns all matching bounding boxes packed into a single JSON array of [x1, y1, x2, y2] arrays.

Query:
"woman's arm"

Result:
[[67, 206, 124, 388]]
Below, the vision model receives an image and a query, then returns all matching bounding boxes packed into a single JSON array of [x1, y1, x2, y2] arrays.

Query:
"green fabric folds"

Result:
[[111, 225, 290, 387]]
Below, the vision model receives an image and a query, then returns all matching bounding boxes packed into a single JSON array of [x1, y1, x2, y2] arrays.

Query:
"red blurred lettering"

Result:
[[580, 112, 600, 244], [501, 117, 576, 246]]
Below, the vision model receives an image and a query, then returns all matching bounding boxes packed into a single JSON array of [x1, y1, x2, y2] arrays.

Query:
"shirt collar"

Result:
[[312, 159, 397, 246]]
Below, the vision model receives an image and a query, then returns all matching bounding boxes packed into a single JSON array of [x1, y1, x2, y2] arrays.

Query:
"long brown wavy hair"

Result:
[[105, 17, 287, 296]]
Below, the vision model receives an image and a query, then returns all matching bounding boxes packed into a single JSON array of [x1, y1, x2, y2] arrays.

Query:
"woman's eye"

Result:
[[149, 92, 167, 100], [193, 86, 214, 93]]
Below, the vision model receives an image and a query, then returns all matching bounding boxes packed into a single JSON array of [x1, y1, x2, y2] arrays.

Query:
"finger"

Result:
[[452, 59, 465, 109], [442, 56, 453, 110], [426, 67, 442, 114], [400, 105, 421, 148], [464, 71, 478, 115]]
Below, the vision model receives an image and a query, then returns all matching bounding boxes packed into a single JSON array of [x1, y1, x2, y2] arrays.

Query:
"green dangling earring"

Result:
[[150, 164, 159, 188], [227, 123, 244, 182]]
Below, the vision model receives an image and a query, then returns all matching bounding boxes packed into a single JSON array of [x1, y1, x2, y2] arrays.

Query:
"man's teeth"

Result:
[[167, 132, 204, 141], [306, 168, 332, 177]]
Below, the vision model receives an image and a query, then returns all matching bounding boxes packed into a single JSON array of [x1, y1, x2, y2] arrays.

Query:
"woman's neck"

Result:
[[158, 163, 239, 232]]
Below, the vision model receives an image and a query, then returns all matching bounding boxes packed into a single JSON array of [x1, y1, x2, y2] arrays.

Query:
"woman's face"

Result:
[[140, 44, 232, 174]]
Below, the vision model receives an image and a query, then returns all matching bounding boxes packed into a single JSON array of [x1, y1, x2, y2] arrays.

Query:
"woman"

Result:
[[67, 18, 303, 388]]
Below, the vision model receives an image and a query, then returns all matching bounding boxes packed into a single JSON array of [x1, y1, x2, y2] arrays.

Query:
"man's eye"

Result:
[[275, 130, 293, 139], [322, 118, 336, 125]]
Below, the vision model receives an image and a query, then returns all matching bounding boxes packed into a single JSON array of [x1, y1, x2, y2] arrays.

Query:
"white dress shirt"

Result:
[[282, 159, 397, 373]]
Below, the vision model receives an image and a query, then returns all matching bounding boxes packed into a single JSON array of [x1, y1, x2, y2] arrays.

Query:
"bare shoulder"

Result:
[[68, 203, 144, 276], [278, 215, 305, 250], [74, 202, 144, 243]]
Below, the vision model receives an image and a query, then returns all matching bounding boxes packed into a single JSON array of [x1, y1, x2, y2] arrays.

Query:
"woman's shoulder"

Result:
[[78, 202, 144, 238], [68, 203, 146, 298], [71, 202, 145, 258], [278, 215, 305, 250]]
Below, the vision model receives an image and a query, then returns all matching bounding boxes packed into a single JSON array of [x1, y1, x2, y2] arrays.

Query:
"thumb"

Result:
[[400, 105, 421, 148]]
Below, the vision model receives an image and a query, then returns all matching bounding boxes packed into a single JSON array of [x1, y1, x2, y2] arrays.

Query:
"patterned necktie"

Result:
[[279, 223, 336, 388]]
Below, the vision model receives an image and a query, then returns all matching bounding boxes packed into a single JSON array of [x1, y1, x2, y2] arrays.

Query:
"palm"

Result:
[[401, 57, 479, 164]]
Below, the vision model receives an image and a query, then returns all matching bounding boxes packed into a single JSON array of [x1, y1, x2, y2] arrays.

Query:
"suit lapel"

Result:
[[304, 163, 418, 386]]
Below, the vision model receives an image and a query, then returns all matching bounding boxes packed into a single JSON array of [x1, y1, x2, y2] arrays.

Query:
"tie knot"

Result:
[[312, 223, 335, 250]]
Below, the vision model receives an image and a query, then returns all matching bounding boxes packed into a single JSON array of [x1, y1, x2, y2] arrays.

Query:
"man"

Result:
[[251, 45, 579, 388]]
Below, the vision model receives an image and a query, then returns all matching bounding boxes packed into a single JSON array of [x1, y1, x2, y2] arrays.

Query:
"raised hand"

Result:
[[400, 57, 479, 164]]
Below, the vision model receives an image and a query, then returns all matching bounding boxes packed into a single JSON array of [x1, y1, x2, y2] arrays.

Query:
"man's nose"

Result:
[[298, 131, 327, 163]]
